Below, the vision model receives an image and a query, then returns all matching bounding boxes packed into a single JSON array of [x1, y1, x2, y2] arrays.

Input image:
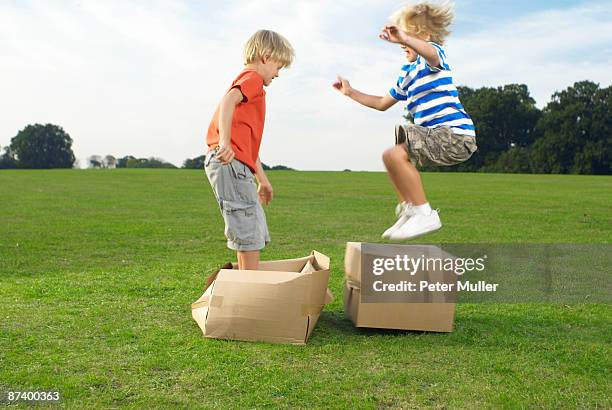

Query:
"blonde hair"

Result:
[[243, 29, 295, 68], [390, 1, 454, 44]]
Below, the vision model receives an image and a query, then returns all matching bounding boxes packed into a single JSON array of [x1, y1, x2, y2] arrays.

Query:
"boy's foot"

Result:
[[382, 202, 415, 239], [389, 209, 442, 240]]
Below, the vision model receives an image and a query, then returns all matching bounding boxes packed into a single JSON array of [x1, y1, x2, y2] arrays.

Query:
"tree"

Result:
[[260, 162, 294, 171], [183, 155, 205, 169], [116, 155, 176, 168], [453, 84, 541, 171], [104, 155, 117, 168], [530, 81, 611, 174], [0, 146, 18, 169], [116, 155, 136, 168], [10, 124, 75, 168], [269, 165, 294, 170], [88, 155, 103, 168], [482, 147, 533, 174], [182, 156, 294, 170]]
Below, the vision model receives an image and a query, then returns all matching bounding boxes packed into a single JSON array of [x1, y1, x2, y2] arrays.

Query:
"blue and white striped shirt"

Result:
[[389, 42, 475, 137]]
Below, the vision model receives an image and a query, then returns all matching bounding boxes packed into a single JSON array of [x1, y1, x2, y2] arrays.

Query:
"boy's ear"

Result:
[[262, 54, 271, 64]]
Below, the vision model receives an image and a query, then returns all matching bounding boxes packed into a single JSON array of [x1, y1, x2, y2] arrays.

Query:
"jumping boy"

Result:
[[333, 1, 477, 240], [205, 30, 294, 269]]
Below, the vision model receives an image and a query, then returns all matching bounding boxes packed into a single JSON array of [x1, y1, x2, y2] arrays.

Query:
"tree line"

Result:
[[86, 155, 177, 169], [418, 80, 610, 174], [182, 155, 292, 170], [1, 80, 610, 174]]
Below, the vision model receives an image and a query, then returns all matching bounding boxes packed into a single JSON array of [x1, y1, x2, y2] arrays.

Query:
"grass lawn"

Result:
[[1, 169, 610, 408]]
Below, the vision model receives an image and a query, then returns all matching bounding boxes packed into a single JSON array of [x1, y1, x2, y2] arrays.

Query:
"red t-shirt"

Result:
[[206, 69, 266, 172]]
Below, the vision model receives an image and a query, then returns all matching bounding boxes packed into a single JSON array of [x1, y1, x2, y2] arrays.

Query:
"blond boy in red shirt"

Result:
[[205, 30, 294, 269]]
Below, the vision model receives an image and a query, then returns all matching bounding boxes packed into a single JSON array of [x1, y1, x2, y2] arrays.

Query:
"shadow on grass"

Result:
[[308, 305, 609, 347]]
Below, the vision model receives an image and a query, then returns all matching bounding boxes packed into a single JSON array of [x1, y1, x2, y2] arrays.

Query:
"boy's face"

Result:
[[401, 44, 418, 63], [261, 58, 284, 86]]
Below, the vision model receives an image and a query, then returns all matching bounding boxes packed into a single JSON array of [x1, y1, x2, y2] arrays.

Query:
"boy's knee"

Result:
[[382, 145, 407, 166], [382, 147, 395, 165]]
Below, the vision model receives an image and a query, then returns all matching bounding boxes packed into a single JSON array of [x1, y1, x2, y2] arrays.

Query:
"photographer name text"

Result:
[[373, 280, 498, 292]]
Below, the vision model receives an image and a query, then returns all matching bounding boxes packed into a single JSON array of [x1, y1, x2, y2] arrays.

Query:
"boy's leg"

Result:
[[383, 138, 442, 240], [382, 125, 477, 240], [205, 151, 270, 259], [381, 143, 441, 240], [387, 175, 408, 203], [380, 145, 428, 238], [237, 250, 260, 270], [382, 145, 427, 205]]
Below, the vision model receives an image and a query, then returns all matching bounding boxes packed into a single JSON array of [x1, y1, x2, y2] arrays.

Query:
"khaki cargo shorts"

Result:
[[395, 124, 478, 167], [204, 148, 270, 251]]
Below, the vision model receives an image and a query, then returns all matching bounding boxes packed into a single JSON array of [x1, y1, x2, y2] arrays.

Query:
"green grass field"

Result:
[[1, 169, 610, 408]]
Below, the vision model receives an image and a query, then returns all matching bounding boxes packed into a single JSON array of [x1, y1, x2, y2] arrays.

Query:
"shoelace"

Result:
[[406, 203, 416, 215], [396, 202, 415, 218]]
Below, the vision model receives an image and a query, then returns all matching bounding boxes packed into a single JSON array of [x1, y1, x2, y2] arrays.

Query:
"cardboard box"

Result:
[[344, 242, 456, 332], [192, 251, 333, 345]]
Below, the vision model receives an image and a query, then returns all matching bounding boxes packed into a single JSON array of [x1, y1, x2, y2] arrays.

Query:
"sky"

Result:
[[1, 0, 611, 171]]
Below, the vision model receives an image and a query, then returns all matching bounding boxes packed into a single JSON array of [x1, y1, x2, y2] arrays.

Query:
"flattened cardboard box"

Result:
[[344, 242, 456, 332], [192, 251, 333, 345]]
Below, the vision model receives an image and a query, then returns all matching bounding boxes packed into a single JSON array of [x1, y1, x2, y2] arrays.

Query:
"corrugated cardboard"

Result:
[[344, 242, 456, 332], [192, 251, 333, 345]]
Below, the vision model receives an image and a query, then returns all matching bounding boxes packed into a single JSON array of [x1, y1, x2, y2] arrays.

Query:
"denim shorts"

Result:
[[395, 124, 478, 167], [204, 149, 270, 251]]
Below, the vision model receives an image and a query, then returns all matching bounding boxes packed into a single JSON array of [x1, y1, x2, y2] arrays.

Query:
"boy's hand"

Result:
[[332, 76, 352, 96], [379, 25, 407, 44], [257, 181, 273, 206], [216, 141, 235, 165]]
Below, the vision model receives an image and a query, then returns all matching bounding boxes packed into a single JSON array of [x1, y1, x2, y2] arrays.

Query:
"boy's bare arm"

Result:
[[254, 158, 273, 206], [333, 76, 398, 111], [379, 25, 440, 68], [217, 87, 244, 164]]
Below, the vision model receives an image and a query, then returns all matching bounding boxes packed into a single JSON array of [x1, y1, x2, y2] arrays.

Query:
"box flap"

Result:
[[300, 260, 315, 274], [344, 242, 363, 284], [343, 280, 359, 323], [324, 288, 334, 304], [304, 315, 318, 342], [216, 268, 306, 285], [257, 255, 313, 272], [204, 262, 233, 291], [191, 280, 217, 335], [350, 300, 455, 332], [311, 250, 330, 271]]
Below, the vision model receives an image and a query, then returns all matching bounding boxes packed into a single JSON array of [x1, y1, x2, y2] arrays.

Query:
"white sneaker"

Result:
[[389, 209, 442, 240], [382, 202, 415, 239], [395, 202, 404, 218]]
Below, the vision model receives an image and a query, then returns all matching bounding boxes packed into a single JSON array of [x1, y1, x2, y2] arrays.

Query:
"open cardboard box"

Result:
[[192, 251, 333, 345], [344, 242, 456, 332]]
